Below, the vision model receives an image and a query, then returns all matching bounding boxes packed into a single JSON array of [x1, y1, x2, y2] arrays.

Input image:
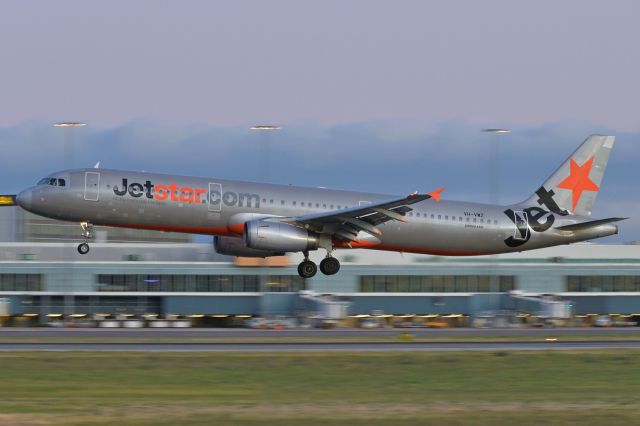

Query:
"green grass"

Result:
[[1, 351, 640, 425]]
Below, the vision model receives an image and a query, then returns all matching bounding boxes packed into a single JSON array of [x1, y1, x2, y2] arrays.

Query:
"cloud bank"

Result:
[[0, 119, 636, 242]]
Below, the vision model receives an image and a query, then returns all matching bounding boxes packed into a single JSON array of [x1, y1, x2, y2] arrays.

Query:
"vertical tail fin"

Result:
[[520, 135, 614, 216]]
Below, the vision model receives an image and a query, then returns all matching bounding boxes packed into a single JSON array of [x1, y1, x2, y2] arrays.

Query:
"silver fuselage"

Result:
[[16, 168, 618, 255]]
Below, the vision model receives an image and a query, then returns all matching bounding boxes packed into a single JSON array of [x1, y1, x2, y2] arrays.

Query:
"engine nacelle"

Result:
[[244, 220, 319, 252], [213, 236, 284, 258]]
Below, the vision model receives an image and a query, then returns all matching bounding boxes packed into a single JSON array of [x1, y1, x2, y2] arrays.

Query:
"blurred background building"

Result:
[[1, 205, 640, 327], [15, 210, 191, 243]]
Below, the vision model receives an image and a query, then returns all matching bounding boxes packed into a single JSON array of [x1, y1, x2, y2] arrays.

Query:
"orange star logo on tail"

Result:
[[556, 156, 599, 211]]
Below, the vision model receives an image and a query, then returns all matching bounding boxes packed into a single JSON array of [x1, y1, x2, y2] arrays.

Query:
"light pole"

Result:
[[482, 129, 511, 315], [54, 122, 86, 169], [53, 122, 86, 322], [482, 129, 511, 204], [250, 125, 282, 303], [250, 125, 281, 183]]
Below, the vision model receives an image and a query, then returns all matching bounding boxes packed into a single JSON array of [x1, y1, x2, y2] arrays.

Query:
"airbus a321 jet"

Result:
[[8, 135, 624, 278]]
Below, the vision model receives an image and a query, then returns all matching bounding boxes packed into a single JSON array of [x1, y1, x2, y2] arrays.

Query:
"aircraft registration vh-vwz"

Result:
[[7, 135, 625, 278]]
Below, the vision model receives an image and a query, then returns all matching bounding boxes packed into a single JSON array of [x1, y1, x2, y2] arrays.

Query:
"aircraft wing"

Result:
[[290, 188, 444, 243]]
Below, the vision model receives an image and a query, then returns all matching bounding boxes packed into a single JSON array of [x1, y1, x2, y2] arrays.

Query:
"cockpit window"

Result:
[[37, 177, 66, 187]]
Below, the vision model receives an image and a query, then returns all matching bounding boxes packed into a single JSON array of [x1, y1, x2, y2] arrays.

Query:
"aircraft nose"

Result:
[[16, 189, 33, 210]]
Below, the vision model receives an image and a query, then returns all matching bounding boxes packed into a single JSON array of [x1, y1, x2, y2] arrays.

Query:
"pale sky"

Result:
[[0, 0, 639, 130]]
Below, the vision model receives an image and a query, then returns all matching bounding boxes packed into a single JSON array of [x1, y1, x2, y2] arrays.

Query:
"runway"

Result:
[[2, 340, 640, 352], [2, 327, 640, 339]]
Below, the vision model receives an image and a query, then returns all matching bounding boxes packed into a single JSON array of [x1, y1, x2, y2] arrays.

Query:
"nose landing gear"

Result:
[[77, 222, 94, 255]]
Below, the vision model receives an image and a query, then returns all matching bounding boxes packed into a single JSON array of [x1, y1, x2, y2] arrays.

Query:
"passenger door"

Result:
[[208, 182, 222, 212], [84, 172, 100, 201]]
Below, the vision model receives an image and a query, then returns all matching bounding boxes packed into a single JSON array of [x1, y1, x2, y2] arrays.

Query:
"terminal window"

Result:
[[567, 275, 640, 292], [262, 275, 306, 292], [22, 295, 161, 314], [96, 274, 306, 292], [97, 274, 260, 292], [359, 275, 515, 293], [0, 274, 42, 291]]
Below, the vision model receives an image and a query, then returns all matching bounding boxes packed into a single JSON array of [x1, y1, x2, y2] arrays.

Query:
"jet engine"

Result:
[[213, 236, 284, 258], [244, 220, 319, 252]]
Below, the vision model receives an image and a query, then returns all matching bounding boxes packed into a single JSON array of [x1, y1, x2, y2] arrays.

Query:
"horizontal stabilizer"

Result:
[[556, 217, 627, 231], [0, 195, 16, 206]]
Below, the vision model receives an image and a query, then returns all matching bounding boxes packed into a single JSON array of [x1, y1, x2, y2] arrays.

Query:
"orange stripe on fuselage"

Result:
[[334, 240, 483, 256], [109, 224, 481, 255], [109, 223, 245, 236]]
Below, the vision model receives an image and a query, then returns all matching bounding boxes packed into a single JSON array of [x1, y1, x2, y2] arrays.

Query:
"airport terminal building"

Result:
[[1, 208, 640, 326], [1, 241, 640, 325]]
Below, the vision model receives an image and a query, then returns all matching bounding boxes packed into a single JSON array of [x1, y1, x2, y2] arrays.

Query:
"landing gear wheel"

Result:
[[77, 243, 90, 255], [297, 260, 318, 278], [320, 257, 341, 275]]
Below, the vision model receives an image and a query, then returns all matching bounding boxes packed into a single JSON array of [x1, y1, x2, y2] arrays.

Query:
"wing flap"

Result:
[[341, 217, 381, 236], [371, 207, 407, 222], [293, 189, 443, 243]]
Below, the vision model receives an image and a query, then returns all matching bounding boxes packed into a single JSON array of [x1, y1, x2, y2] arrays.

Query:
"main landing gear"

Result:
[[297, 251, 341, 278], [77, 222, 93, 255], [320, 256, 340, 275], [297, 258, 317, 279]]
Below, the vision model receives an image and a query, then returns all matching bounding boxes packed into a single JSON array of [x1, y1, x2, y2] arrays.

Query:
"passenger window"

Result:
[[473, 218, 477, 223], [269, 199, 273, 204], [281, 200, 284, 205], [437, 215, 441, 220], [330, 205, 334, 209], [494, 220, 498, 225], [323, 204, 326, 208], [459, 217, 463, 222], [452, 216, 455, 221], [301, 202, 305, 207], [293, 201, 296, 206], [315, 203, 319, 208], [466, 217, 470, 222], [430, 214, 434, 219], [445, 216, 448, 220]]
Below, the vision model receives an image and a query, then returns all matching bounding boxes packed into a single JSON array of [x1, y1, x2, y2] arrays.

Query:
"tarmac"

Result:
[[1, 327, 640, 339], [1, 327, 640, 352]]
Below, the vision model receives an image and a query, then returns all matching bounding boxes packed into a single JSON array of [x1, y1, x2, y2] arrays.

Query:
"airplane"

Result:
[[7, 134, 624, 278]]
